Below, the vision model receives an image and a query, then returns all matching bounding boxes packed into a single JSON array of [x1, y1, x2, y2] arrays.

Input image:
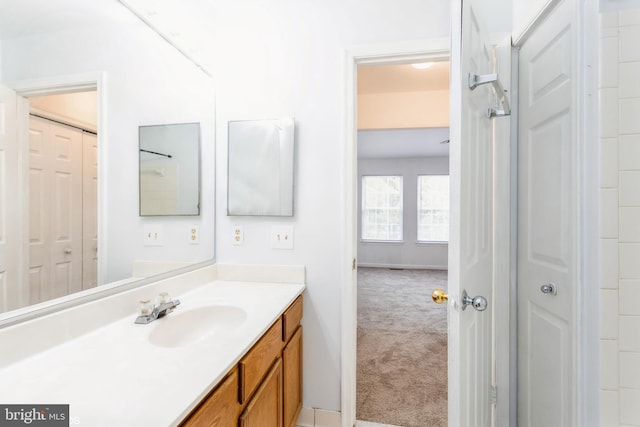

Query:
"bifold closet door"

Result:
[[29, 116, 83, 303]]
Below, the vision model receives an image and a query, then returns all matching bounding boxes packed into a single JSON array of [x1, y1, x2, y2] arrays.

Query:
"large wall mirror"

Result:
[[139, 123, 201, 216], [0, 0, 215, 323], [227, 118, 295, 216]]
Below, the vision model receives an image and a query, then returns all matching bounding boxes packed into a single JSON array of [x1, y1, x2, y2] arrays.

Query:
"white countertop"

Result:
[[0, 265, 305, 427]]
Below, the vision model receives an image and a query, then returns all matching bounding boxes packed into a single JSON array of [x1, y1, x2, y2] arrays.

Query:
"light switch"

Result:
[[271, 226, 294, 249]]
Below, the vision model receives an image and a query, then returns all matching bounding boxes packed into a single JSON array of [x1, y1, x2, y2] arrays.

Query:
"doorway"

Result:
[[355, 61, 450, 427]]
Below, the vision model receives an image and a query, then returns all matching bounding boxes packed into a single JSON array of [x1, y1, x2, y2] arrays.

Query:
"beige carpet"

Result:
[[356, 267, 448, 427]]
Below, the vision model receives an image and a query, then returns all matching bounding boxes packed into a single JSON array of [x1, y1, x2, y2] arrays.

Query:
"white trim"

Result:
[[342, 38, 450, 427], [512, 0, 563, 47], [7, 72, 108, 287], [577, 0, 600, 424]]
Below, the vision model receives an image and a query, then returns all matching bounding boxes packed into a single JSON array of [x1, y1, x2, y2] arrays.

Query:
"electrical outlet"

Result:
[[143, 224, 163, 246], [232, 225, 244, 245], [189, 225, 199, 244], [271, 226, 294, 249]]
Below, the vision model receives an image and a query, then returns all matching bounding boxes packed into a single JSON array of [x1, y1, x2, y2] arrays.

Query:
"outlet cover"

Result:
[[232, 225, 244, 245], [271, 226, 294, 249], [189, 225, 200, 244]]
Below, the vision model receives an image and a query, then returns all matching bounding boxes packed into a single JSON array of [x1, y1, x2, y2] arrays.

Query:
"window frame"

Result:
[[416, 174, 450, 244], [360, 175, 404, 243]]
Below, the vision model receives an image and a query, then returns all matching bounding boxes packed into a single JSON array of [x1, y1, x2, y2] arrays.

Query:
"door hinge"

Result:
[[491, 385, 498, 405], [352, 258, 356, 270]]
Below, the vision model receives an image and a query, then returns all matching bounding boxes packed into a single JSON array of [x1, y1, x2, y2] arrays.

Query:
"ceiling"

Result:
[[357, 62, 450, 159], [358, 61, 450, 94], [0, 1, 449, 159]]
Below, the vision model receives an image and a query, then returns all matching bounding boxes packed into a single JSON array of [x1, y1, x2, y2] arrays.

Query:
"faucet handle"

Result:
[[157, 292, 171, 305], [138, 299, 153, 316]]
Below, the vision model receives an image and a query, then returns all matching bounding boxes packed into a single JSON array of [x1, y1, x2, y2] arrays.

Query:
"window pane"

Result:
[[361, 176, 403, 241], [417, 175, 449, 242]]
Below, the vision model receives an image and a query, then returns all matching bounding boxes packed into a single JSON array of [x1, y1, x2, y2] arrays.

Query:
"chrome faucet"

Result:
[[135, 295, 181, 324]]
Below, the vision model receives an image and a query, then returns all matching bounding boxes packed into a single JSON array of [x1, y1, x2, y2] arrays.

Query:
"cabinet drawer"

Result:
[[180, 368, 240, 427], [282, 296, 303, 343], [239, 317, 283, 403]]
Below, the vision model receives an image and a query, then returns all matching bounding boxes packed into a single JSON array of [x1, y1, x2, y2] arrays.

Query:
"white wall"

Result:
[[213, 0, 450, 412], [358, 89, 450, 129], [0, 2, 215, 283], [358, 156, 449, 270], [599, 9, 640, 426], [29, 92, 98, 130]]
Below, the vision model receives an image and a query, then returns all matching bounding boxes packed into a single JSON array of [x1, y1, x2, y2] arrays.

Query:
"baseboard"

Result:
[[296, 407, 341, 427], [357, 263, 448, 271]]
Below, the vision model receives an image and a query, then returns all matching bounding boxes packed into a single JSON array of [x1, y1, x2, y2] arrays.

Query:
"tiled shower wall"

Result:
[[600, 9, 640, 427]]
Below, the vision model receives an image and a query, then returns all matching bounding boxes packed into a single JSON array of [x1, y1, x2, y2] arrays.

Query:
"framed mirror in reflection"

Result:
[[227, 118, 295, 216], [139, 123, 201, 216]]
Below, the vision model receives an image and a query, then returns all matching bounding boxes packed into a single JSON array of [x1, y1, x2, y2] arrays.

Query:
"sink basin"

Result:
[[148, 305, 247, 348]]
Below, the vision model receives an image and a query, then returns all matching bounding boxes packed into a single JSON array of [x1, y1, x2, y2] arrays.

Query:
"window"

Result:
[[417, 175, 449, 242], [361, 176, 403, 241]]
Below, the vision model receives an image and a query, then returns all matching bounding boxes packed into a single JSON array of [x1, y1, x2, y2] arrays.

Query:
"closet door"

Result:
[[29, 116, 83, 302]]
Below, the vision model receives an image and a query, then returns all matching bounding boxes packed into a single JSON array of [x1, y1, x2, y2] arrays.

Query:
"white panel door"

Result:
[[82, 131, 98, 290], [517, 0, 577, 425], [0, 84, 20, 312], [450, 0, 496, 425], [29, 116, 83, 303]]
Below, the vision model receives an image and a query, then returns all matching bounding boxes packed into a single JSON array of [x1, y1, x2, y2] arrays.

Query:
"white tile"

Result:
[[620, 352, 640, 389], [620, 62, 640, 98], [296, 407, 315, 427], [620, 10, 640, 26], [620, 243, 640, 279], [620, 207, 640, 242], [619, 134, 640, 171], [601, 390, 620, 427], [620, 26, 640, 62], [619, 171, 640, 206], [620, 280, 640, 315], [601, 36, 619, 88], [315, 409, 341, 427], [602, 138, 619, 188], [601, 289, 620, 339], [601, 339, 620, 390], [621, 388, 640, 425], [602, 189, 619, 238], [620, 316, 640, 351], [601, 11, 619, 29], [600, 88, 619, 138], [620, 98, 640, 135], [601, 238, 619, 289]]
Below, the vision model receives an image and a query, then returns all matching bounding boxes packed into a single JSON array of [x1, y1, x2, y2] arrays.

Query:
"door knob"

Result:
[[540, 283, 557, 295], [64, 248, 72, 254], [432, 289, 449, 304], [461, 289, 488, 311]]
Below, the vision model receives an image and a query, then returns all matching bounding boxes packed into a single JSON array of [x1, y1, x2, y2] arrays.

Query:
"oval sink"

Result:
[[148, 305, 247, 348]]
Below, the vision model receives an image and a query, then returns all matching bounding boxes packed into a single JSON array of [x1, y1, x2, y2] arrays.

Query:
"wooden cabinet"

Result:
[[239, 359, 283, 427], [181, 369, 240, 427], [180, 295, 303, 427], [283, 326, 302, 427], [239, 318, 283, 404]]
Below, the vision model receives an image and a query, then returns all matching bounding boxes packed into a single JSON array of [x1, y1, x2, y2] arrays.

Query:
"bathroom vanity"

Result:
[[181, 295, 302, 427], [0, 263, 305, 427]]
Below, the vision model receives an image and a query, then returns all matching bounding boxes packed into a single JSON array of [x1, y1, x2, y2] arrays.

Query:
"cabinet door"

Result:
[[283, 327, 302, 427], [239, 359, 283, 427], [181, 369, 240, 427]]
